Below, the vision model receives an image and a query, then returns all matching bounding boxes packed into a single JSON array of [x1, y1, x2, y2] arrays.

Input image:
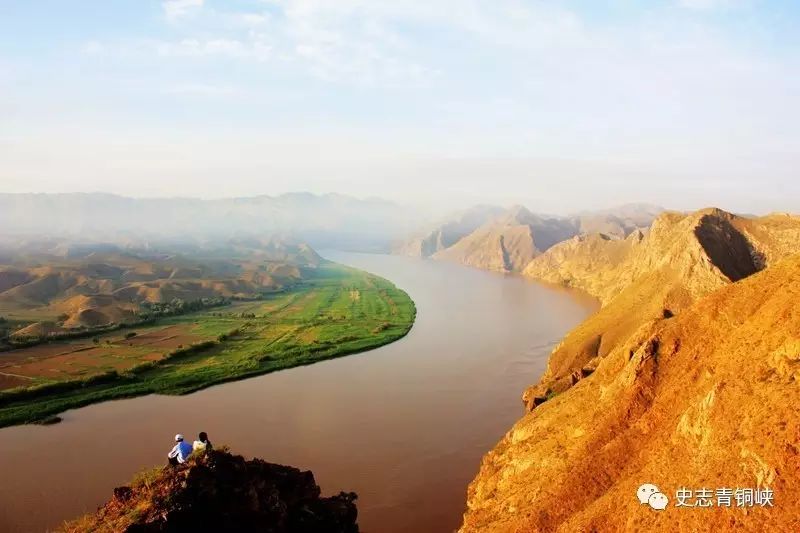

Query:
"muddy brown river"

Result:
[[0, 252, 596, 532]]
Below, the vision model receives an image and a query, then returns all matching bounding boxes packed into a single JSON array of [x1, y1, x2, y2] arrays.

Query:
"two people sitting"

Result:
[[167, 432, 213, 466]]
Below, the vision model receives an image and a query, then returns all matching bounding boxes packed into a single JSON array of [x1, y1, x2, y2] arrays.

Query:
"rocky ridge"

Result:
[[522, 209, 800, 407], [461, 208, 800, 532], [395, 203, 662, 273]]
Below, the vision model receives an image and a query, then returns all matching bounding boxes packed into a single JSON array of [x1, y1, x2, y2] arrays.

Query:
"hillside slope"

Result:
[[522, 209, 800, 406], [392, 205, 506, 258], [396, 203, 661, 273], [64, 449, 358, 532], [432, 206, 576, 272], [0, 241, 321, 335], [462, 253, 800, 532]]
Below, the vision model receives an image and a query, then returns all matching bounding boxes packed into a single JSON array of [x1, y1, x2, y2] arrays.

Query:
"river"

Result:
[[0, 252, 596, 532]]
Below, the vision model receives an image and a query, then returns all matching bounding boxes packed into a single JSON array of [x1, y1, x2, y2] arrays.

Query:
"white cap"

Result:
[[175, 434, 184, 441]]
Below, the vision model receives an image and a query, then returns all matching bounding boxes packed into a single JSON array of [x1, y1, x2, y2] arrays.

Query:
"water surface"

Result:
[[0, 253, 596, 532]]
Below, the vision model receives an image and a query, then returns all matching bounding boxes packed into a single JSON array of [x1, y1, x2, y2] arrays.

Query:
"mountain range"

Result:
[[395, 203, 663, 272], [0, 192, 416, 253]]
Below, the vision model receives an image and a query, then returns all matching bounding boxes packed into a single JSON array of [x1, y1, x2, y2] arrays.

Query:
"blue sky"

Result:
[[1, 0, 799, 213]]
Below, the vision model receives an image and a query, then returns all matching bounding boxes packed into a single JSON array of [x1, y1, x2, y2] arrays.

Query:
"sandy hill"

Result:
[[432, 206, 577, 272], [462, 251, 800, 532], [521, 209, 800, 407], [0, 241, 322, 335], [64, 449, 359, 532]]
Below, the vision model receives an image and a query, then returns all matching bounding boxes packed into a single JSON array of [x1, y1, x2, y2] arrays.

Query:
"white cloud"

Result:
[[163, 0, 204, 21]]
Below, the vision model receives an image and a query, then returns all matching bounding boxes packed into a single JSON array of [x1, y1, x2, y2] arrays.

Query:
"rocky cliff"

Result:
[[63, 449, 358, 533], [522, 209, 800, 406], [461, 209, 800, 532]]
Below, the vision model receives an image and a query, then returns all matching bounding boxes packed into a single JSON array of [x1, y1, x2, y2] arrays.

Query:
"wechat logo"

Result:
[[638, 483, 669, 511]]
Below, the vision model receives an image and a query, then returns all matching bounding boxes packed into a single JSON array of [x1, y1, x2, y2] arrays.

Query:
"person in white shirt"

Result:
[[167, 434, 193, 466], [192, 431, 213, 453]]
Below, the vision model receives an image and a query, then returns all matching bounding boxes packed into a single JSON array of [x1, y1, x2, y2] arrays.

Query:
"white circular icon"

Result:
[[637, 483, 668, 510]]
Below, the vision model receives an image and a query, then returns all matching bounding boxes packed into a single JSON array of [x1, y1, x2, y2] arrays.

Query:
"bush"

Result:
[[125, 332, 137, 339]]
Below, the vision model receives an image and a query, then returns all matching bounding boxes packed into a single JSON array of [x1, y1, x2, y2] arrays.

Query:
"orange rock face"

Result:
[[521, 209, 800, 408], [462, 210, 800, 532]]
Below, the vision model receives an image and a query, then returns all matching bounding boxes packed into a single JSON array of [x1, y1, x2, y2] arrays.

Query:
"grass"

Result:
[[0, 261, 415, 428]]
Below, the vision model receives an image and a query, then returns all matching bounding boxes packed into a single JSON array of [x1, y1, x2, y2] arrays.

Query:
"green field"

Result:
[[0, 262, 415, 428]]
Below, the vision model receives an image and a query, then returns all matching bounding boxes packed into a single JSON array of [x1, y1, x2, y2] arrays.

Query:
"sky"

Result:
[[1, 0, 799, 214]]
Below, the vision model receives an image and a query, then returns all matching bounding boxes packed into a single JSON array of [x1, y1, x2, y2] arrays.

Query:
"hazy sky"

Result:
[[1, 0, 799, 214]]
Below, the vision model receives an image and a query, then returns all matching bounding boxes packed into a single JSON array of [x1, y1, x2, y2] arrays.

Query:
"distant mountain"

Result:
[[432, 206, 577, 272], [0, 192, 416, 252], [392, 205, 506, 258], [395, 203, 663, 273], [572, 202, 664, 239]]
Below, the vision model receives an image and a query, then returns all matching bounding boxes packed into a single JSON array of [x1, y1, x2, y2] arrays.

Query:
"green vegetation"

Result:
[[0, 262, 415, 428], [136, 296, 232, 320]]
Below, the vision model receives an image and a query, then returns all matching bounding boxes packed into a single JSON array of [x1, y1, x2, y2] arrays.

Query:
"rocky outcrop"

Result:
[[462, 253, 800, 532], [521, 209, 800, 407], [63, 449, 358, 533]]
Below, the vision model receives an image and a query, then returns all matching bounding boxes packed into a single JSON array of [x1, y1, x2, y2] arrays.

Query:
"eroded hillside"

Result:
[[0, 240, 321, 337], [432, 206, 577, 272], [522, 209, 800, 406], [461, 209, 800, 532], [396, 203, 661, 273]]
